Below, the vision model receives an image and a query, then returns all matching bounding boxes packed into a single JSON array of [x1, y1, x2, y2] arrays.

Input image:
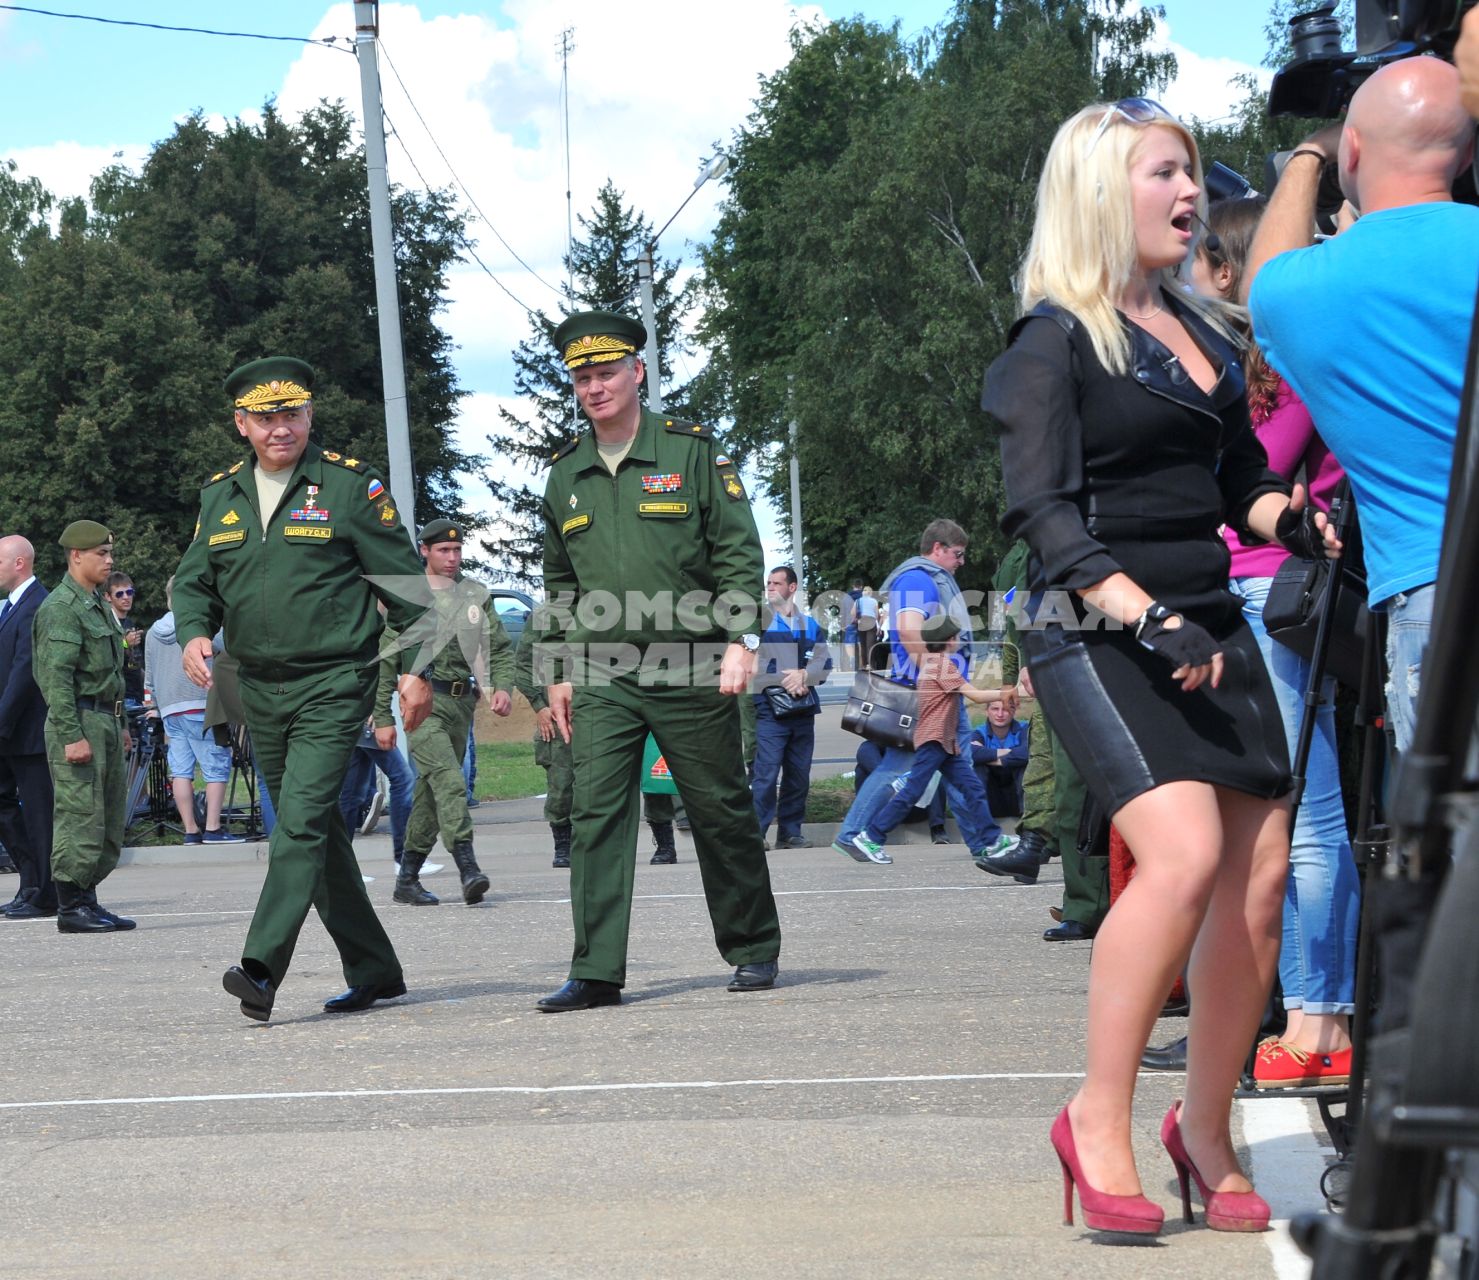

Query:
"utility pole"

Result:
[[636, 153, 730, 414], [354, 1, 416, 526], [789, 412, 806, 610]]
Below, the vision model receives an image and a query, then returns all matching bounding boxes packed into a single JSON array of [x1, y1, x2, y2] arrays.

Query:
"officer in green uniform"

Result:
[[171, 356, 435, 1021], [31, 521, 136, 933], [534, 310, 781, 1011], [376, 518, 514, 906], [514, 622, 677, 869]]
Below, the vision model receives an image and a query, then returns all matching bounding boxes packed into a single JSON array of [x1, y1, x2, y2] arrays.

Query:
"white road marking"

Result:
[[0, 1071, 1090, 1112], [1241, 1096, 1330, 1280]]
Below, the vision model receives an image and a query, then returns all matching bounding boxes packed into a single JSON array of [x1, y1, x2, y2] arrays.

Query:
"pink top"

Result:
[[1225, 380, 1345, 579]]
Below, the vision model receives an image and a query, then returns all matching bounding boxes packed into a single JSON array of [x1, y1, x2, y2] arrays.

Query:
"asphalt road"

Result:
[[0, 822, 1332, 1279]]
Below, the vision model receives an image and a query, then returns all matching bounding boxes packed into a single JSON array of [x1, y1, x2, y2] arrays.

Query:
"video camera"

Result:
[[1269, 0, 1477, 117]]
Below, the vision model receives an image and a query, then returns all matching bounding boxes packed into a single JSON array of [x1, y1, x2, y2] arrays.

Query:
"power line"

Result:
[[381, 109, 539, 318], [378, 40, 564, 299], [0, 3, 352, 50]]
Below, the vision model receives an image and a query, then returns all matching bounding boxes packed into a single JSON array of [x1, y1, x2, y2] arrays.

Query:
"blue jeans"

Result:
[[1232, 575, 1359, 1014], [337, 728, 418, 857], [863, 741, 996, 843], [839, 702, 1001, 850], [751, 701, 816, 840], [252, 749, 276, 836], [1384, 583, 1433, 755], [464, 723, 477, 801]]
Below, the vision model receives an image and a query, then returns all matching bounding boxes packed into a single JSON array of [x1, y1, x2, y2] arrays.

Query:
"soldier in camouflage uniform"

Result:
[[513, 622, 677, 869], [377, 520, 515, 906], [31, 521, 135, 933]]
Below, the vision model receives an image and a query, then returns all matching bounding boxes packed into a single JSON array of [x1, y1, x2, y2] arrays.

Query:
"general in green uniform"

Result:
[[534, 310, 781, 1012], [376, 518, 514, 906], [171, 357, 434, 1022], [31, 521, 136, 933], [513, 622, 677, 869]]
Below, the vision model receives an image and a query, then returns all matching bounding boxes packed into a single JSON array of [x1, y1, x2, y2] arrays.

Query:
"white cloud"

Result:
[[1152, 14, 1271, 123], [1, 140, 148, 206]]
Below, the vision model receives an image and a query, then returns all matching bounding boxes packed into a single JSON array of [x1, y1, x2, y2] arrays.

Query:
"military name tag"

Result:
[[562, 513, 591, 535], [209, 530, 246, 547], [284, 525, 333, 541], [638, 502, 689, 516]]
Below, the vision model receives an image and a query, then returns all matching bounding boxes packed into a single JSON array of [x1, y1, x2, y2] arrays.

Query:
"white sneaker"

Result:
[[849, 833, 893, 865]]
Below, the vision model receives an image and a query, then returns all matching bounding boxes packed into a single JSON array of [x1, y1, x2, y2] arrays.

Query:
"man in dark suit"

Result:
[[0, 534, 56, 919]]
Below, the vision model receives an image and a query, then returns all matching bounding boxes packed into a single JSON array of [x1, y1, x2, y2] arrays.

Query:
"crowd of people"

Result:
[[2, 34, 1476, 1252]]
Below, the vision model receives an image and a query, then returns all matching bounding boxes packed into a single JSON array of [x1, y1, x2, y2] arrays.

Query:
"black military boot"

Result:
[[55, 880, 116, 934], [450, 840, 490, 904], [649, 820, 677, 865], [976, 828, 1050, 884], [551, 823, 572, 869], [393, 852, 439, 905], [83, 887, 136, 930]]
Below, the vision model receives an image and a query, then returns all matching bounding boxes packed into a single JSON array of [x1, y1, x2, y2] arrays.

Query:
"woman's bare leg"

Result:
[[1180, 789, 1290, 1191], [1066, 781, 1223, 1195]]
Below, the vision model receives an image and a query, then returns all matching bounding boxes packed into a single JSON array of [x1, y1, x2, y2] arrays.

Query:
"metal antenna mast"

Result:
[[558, 27, 576, 303]]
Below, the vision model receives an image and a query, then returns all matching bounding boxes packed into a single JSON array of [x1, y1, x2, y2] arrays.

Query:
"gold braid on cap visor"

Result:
[[234, 379, 313, 412], [562, 334, 637, 369]]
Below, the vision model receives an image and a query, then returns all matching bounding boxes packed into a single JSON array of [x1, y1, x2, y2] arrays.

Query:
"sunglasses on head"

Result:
[[112, 588, 135, 597], [1082, 97, 1174, 161]]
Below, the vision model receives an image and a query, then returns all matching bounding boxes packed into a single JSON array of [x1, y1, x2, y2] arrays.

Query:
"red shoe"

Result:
[[1049, 1106, 1164, 1236], [1253, 1039, 1352, 1089], [1160, 1102, 1271, 1232]]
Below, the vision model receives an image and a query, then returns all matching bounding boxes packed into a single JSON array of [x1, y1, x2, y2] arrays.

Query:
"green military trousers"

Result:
[[1017, 698, 1058, 850], [404, 689, 477, 857], [568, 675, 781, 986], [536, 729, 672, 825], [1049, 726, 1105, 930], [45, 708, 125, 889], [238, 664, 402, 988]]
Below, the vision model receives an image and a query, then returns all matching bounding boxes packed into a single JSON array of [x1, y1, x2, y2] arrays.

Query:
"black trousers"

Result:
[[0, 751, 55, 908]]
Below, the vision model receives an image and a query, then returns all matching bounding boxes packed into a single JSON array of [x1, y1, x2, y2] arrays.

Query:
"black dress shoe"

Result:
[[536, 978, 622, 1012], [84, 891, 135, 930], [4, 887, 55, 919], [323, 977, 408, 1013], [1042, 919, 1096, 942], [223, 965, 276, 1022], [727, 960, 779, 991], [1141, 1035, 1188, 1071]]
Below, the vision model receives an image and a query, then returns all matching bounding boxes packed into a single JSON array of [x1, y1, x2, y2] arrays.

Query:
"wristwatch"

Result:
[[737, 633, 761, 652]]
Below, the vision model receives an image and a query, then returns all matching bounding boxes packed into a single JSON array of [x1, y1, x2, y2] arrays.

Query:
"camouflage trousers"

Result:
[[404, 690, 477, 856], [45, 708, 125, 889]]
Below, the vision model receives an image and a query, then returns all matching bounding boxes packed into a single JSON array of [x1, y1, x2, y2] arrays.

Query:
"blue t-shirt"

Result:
[[887, 566, 970, 685], [1250, 202, 1479, 606], [753, 607, 827, 705]]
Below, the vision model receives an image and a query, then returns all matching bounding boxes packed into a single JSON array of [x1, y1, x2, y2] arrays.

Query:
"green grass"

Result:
[[804, 774, 855, 823], [472, 741, 546, 802]]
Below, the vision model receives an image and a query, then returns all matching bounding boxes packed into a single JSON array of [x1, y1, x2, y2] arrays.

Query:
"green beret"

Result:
[[417, 519, 463, 547], [553, 310, 646, 371], [920, 610, 962, 644], [226, 356, 315, 414], [59, 520, 112, 550]]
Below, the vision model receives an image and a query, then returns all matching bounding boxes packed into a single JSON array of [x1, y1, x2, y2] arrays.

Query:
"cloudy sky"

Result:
[[1, 0, 1277, 566]]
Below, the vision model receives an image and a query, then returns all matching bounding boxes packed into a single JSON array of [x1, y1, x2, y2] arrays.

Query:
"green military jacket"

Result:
[[172, 442, 427, 683], [540, 408, 763, 651], [31, 573, 125, 744], [373, 577, 515, 725]]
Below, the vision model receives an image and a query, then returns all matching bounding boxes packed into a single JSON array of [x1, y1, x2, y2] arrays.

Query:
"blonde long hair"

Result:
[[1018, 102, 1228, 375]]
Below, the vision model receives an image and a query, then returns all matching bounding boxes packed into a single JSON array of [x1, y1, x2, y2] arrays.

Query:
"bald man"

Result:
[[1243, 56, 1478, 753], [0, 535, 57, 918]]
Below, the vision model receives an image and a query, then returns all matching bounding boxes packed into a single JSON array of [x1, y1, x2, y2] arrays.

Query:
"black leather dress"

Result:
[[984, 296, 1293, 815]]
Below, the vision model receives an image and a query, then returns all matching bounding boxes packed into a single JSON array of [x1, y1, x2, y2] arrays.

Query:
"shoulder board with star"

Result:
[[203, 459, 248, 487], [549, 435, 582, 466], [320, 451, 367, 471], [662, 418, 714, 440]]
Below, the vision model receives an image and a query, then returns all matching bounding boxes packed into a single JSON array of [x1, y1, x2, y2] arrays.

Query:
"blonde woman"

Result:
[[982, 99, 1338, 1238]]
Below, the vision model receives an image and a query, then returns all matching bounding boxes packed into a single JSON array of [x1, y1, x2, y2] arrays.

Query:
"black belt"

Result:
[[427, 677, 476, 698], [77, 696, 124, 716]]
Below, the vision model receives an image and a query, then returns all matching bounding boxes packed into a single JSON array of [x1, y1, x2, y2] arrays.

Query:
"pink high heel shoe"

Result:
[[1050, 1106, 1165, 1236], [1160, 1101, 1271, 1232]]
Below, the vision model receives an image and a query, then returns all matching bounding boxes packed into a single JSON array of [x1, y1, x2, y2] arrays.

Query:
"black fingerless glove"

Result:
[[1275, 503, 1325, 562], [1135, 603, 1219, 669]]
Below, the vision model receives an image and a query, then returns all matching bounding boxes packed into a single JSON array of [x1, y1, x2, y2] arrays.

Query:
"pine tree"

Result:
[[482, 181, 692, 582]]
